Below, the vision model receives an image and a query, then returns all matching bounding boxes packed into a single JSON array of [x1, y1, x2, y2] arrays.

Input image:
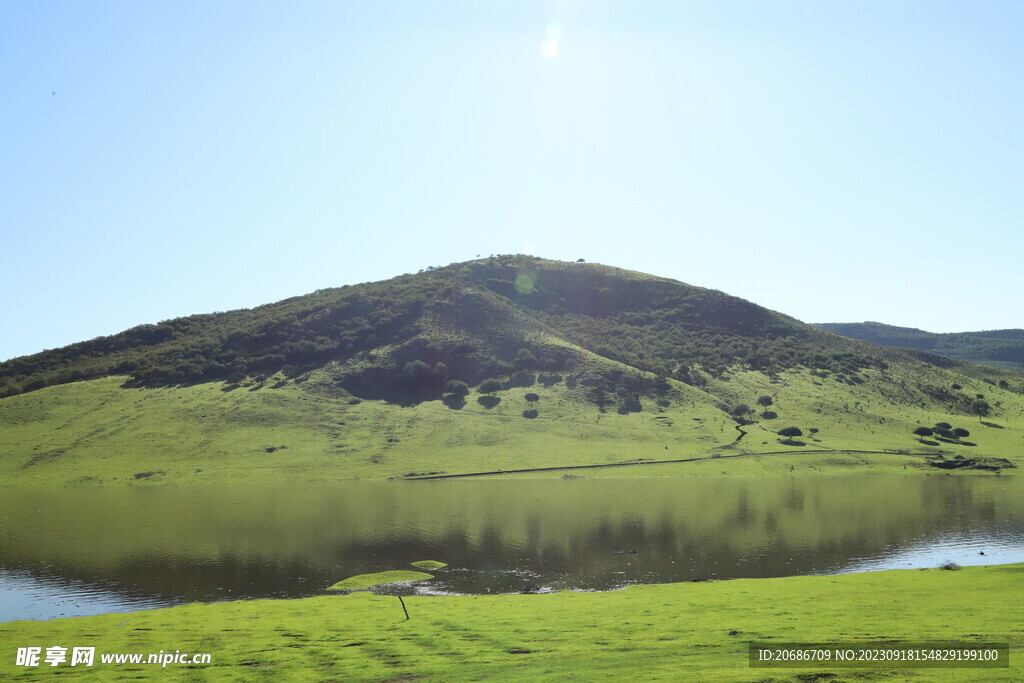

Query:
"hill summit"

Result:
[[0, 256, 912, 400]]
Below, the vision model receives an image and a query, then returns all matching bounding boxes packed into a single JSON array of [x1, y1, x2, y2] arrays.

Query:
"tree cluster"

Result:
[[914, 422, 971, 443]]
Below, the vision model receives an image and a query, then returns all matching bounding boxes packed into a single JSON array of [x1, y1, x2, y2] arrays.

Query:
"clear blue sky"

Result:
[[3, 1, 1022, 361]]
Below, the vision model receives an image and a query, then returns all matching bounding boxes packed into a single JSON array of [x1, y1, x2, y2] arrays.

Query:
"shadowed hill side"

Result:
[[0, 256, 960, 402]]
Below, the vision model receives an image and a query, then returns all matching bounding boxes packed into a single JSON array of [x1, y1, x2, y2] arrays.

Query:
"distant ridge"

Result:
[[814, 322, 1024, 373]]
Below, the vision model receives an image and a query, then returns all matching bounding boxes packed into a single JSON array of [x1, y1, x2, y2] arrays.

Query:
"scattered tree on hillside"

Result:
[[444, 380, 469, 397], [398, 360, 449, 399], [970, 399, 991, 418], [777, 426, 803, 439], [433, 362, 448, 385], [730, 404, 752, 419], [951, 427, 970, 442], [934, 427, 953, 440], [757, 395, 773, 410], [514, 349, 538, 371], [934, 422, 952, 430], [618, 393, 642, 413], [913, 426, 934, 442], [525, 392, 539, 406], [479, 378, 502, 396]]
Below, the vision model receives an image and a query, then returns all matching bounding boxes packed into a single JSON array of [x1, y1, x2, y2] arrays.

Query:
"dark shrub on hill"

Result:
[[479, 378, 502, 395], [514, 349, 538, 370], [730, 404, 752, 418], [618, 394, 642, 413], [396, 360, 449, 400], [444, 380, 469, 397], [505, 371, 536, 388]]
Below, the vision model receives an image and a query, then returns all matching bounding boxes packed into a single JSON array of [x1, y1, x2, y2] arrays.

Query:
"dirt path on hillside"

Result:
[[733, 423, 747, 443], [396, 448, 917, 481]]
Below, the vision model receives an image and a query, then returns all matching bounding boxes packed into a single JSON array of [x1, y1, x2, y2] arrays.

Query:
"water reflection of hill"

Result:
[[0, 476, 1020, 609]]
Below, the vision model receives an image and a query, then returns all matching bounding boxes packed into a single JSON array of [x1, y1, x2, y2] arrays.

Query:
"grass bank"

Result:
[[2, 564, 1021, 681]]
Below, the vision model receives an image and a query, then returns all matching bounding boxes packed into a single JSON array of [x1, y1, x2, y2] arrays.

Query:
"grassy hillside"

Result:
[[816, 321, 1024, 373], [2, 362, 1021, 487], [2, 563, 1021, 681], [2, 256, 1023, 485]]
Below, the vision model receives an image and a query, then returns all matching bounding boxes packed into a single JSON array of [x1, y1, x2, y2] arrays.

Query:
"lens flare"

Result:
[[514, 273, 535, 294]]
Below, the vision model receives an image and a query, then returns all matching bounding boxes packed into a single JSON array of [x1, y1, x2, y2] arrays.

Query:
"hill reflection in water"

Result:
[[1, 474, 1021, 621]]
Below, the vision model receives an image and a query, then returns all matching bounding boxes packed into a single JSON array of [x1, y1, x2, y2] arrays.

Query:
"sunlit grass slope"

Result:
[[1, 564, 1020, 681], [0, 371, 734, 486], [2, 357, 1021, 486]]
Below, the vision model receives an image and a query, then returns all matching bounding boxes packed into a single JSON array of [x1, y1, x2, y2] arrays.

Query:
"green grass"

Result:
[[2, 363, 1021, 487], [2, 564, 1020, 681], [327, 571, 434, 591], [411, 561, 448, 570]]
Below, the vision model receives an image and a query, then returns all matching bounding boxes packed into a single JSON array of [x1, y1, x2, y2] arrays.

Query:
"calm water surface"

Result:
[[1, 474, 1021, 621]]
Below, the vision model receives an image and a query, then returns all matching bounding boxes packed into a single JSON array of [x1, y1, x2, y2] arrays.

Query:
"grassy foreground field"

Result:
[[1, 564, 1020, 681]]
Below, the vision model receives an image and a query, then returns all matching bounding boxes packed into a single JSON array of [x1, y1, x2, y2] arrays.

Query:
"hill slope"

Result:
[[2, 256, 1023, 486], [815, 321, 1024, 373]]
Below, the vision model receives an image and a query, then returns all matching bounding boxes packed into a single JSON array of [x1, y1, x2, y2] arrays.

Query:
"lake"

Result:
[[1, 474, 1021, 622]]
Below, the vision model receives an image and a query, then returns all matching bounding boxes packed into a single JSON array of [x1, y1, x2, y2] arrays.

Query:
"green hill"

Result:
[[2, 256, 1022, 486], [815, 321, 1024, 372]]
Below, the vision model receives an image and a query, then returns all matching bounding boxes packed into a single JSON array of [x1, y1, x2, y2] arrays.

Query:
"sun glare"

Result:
[[541, 21, 563, 58]]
